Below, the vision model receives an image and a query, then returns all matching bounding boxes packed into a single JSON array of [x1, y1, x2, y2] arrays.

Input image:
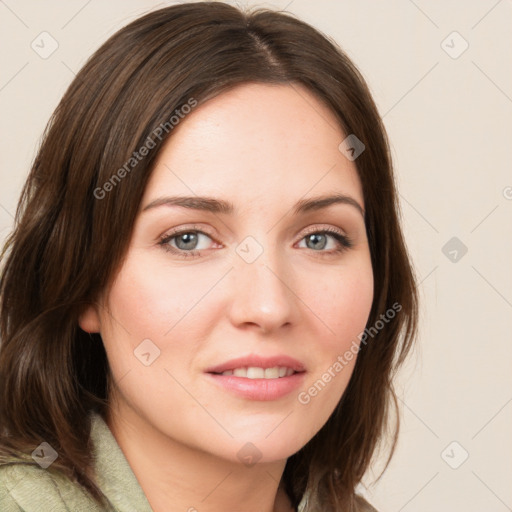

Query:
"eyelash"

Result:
[[158, 226, 353, 259]]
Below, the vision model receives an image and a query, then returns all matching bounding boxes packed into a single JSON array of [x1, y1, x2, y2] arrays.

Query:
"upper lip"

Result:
[[205, 355, 306, 374]]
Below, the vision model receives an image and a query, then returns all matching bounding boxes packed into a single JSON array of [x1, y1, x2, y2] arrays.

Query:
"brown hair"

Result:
[[0, 2, 418, 510]]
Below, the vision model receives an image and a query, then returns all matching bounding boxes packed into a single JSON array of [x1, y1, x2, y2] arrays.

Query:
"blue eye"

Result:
[[159, 230, 214, 257], [299, 230, 353, 252], [158, 228, 353, 259]]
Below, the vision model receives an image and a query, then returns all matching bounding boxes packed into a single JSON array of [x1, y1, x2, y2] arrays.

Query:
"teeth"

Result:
[[264, 367, 279, 379], [247, 367, 265, 379], [221, 366, 296, 379]]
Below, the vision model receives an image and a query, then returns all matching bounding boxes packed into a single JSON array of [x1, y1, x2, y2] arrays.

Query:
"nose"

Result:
[[227, 243, 299, 334]]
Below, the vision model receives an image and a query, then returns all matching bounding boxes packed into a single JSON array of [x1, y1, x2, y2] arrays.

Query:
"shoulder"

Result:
[[0, 459, 107, 511], [297, 492, 379, 512], [355, 494, 379, 512]]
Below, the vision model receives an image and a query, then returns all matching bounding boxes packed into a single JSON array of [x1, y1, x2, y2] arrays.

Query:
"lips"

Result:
[[222, 366, 295, 379], [205, 354, 306, 400], [205, 355, 306, 375]]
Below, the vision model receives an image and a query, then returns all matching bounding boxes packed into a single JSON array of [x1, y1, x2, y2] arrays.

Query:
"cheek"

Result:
[[105, 254, 212, 338], [294, 264, 373, 435], [98, 255, 211, 417], [99, 253, 227, 380], [306, 264, 374, 351]]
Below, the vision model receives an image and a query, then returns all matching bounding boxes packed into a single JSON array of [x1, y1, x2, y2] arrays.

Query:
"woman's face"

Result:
[[80, 83, 373, 464]]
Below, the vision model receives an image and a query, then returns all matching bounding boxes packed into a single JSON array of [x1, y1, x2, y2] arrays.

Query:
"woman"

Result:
[[0, 2, 418, 511]]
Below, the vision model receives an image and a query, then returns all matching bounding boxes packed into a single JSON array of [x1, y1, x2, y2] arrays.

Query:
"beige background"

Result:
[[1, 1, 511, 510]]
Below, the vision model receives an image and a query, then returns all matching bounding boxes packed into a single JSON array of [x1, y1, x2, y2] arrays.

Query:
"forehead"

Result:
[[142, 83, 364, 211]]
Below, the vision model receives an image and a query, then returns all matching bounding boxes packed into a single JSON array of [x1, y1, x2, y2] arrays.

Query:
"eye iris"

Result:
[[306, 233, 327, 250], [176, 232, 198, 250]]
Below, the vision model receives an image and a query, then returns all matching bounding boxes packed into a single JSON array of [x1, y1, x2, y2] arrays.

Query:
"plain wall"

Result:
[[1, 1, 511, 510]]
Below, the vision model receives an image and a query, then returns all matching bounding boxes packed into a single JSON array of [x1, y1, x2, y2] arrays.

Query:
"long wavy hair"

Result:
[[0, 3, 418, 511]]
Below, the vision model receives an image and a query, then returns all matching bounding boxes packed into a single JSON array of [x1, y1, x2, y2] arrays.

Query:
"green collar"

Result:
[[90, 411, 154, 511]]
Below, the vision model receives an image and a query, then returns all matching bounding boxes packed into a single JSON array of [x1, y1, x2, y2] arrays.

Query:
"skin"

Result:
[[80, 83, 374, 512]]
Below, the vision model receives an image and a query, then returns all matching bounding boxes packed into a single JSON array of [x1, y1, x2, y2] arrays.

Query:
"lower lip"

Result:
[[206, 372, 306, 401]]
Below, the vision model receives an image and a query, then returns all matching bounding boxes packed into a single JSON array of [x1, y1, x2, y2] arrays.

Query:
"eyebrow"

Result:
[[142, 193, 364, 218]]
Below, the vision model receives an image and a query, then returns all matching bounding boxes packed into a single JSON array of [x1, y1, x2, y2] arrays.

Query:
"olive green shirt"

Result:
[[0, 412, 378, 511], [0, 412, 153, 511]]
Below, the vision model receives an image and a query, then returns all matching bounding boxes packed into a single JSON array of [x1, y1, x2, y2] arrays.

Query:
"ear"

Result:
[[78, 303, 102, 333]]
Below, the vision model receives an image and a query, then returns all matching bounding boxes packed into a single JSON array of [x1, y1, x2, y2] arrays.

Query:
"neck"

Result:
[[105, 403, 295, 512]]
